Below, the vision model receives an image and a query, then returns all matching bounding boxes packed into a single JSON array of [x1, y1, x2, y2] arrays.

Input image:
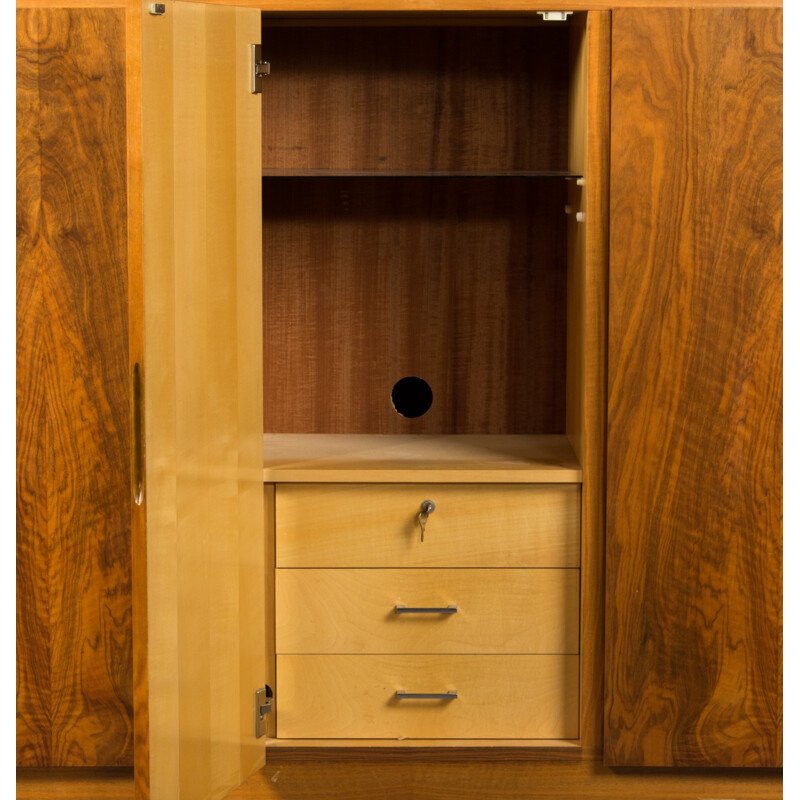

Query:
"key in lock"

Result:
[[418, 499, 436, 542]]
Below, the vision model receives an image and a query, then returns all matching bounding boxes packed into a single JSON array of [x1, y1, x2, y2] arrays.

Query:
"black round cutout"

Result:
[[391, 377, 433, 419]]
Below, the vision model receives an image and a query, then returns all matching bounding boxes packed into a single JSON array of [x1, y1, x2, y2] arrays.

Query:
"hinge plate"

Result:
[[251, 44, 270, 95], [255, 685, 273, 738]]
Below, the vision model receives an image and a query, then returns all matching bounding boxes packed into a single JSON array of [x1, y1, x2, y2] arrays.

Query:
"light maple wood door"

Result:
[[17, 7, 132, 767], [140, 1, 264, 798], [605, 8, 782, 768]]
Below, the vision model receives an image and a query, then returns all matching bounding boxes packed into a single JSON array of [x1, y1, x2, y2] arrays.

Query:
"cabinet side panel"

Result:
[[17, 7, 133, 767], [606, 8, 782, 767], [565, 10, 609, 754]]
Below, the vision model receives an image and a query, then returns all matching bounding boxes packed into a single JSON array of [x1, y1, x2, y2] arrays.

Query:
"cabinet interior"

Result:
[[259, 13, 594, 748], [261, 16, 588, 447]]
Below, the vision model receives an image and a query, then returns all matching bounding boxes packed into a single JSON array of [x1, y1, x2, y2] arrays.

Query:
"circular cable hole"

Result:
[[391, 377, 433, 418]]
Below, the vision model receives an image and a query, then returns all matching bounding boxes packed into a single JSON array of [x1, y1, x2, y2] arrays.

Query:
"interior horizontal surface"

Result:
[[261, 25, 569, 172], [262, 434, 582, 482], [263, 177, 568, 434], [276, 655, 579, 739]]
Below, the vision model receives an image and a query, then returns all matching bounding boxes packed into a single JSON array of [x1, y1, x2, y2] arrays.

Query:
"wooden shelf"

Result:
[[262, 170, 583, 178], [263, 434, 582, 483]]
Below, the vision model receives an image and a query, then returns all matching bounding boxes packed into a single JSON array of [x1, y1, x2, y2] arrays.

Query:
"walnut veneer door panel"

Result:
[[606, 8, 782, 767], [17, 8, 132, 767]]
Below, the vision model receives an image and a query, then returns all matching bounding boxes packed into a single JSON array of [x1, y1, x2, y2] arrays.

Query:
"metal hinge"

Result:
[[537, 11, 573, 22], [255, 685, 273, 738], [251, 44, 270, 94]]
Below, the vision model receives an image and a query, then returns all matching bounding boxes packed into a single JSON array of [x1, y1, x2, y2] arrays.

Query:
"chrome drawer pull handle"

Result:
[[396, 691, 458, 700], [395, 605, 457, 614]]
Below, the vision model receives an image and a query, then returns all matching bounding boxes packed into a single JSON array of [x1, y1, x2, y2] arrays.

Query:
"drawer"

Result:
[[275, 484, 580, 567], [276, 654, 579, 739], [276, 568, 579, 654]]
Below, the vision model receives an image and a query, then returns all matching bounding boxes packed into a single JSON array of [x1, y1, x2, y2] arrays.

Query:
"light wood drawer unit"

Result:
[[276, 654, 579, 739], [276, 568, 579, 654], [275, 483, 581, 567]]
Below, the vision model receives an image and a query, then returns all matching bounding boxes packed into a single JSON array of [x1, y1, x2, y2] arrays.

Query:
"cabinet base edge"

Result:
[[265, 741, 587, 763]]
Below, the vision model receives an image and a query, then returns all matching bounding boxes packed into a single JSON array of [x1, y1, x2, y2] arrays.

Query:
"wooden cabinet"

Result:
[[16, 1, 781, 797]]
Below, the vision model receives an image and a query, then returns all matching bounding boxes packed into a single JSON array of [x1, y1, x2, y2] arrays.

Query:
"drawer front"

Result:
[[276, 654, 579, 739], [276, 568, 579, 654], [275, 484, 580, 567]]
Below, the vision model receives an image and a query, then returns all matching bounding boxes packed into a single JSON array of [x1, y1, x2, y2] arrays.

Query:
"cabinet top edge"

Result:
[[164, 1, 781, 12]]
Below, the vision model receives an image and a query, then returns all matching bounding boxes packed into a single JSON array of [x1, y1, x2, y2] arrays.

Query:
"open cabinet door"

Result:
[[139, 2, 264, 798]]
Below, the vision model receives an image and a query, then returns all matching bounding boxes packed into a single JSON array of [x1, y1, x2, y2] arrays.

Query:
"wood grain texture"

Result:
[[265, 741, 581, 753], [276, 655, 579, 739], [17, 1, 127, 6], [140, 2, 265, 798], [276, 569, 579, 654], [275, 483, 580, 567], [264, 485, 277, 740], [605, 8, 782, 767], [123, 0, 147, 795], [263, 178, 568, 434], [261, 26, 568, 172], [263, 433, 582, 482], [235, 762, 781, 799], [168, 0, 783, 11], [567, 9, 609, 754], [15, 764, 782, 800], [17, 768, 135, 800], [17, 7, 132, 767]]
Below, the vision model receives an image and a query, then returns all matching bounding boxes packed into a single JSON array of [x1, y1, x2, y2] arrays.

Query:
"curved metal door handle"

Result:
[[132, 362, 144, 506]]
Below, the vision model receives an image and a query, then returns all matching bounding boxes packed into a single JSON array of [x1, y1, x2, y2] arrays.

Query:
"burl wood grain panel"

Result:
[[263, 178, 567, 434], [606, 9, 782, 766], [261, 26, 569, 173], [17, 8, 132, 766]]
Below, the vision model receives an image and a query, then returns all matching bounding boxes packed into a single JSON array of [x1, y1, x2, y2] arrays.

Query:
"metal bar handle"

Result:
[[395, 605, 457, 614], [132, 362, 144, 506], [396, 691, 458, 700]]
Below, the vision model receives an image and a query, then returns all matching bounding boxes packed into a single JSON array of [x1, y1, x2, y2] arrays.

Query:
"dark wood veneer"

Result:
[[261, 25, 569, 173], [605, 7, 782, 768], [263, 177, 568, 434], [17, 8, 132, 767]]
